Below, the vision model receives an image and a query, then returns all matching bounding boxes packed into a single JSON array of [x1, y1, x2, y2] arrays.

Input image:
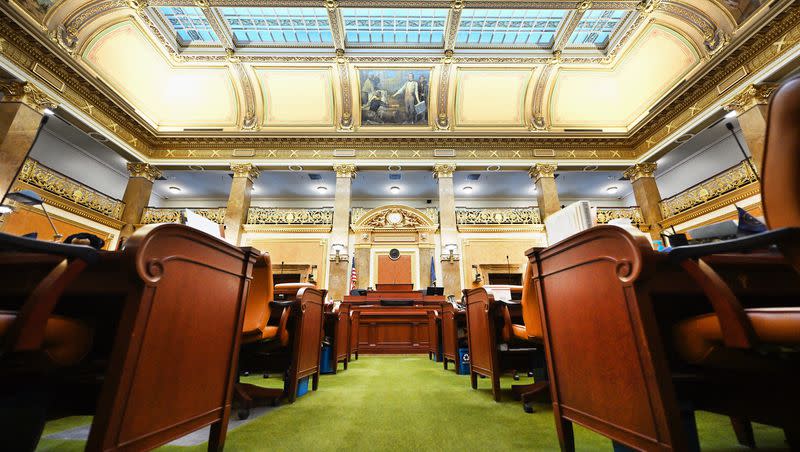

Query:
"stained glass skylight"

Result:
[[456, 9, 568, 47], [158, 7, 219, 45], [567, 10, 628, 47], [342, 8, 448, 46], [219, 7, 332, 45]]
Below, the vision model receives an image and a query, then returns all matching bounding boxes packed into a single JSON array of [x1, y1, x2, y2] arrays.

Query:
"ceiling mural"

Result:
[[0, 0, 793, 165]]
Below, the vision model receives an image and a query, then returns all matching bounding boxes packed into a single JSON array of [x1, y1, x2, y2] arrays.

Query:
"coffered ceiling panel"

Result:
[[549, 24, 700, 131], [454, 68, 534, 128], [81, 20, 239, 131], [254, 67, 336, 128]]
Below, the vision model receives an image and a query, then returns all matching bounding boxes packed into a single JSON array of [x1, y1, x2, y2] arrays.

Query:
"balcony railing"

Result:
[[456, 207, 542, 225], [247, 207, 333, 225], [595, 207, 645, 226], [17, 159, 125, 220], [141, 207, 226, 224], [659, 159, 758, 219]]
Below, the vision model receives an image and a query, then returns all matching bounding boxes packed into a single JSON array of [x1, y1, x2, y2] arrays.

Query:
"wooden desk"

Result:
[[343, 288, 445, 354]]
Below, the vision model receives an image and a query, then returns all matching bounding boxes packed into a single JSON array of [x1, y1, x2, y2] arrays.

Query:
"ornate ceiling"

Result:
[[0, 0, 797, 167]]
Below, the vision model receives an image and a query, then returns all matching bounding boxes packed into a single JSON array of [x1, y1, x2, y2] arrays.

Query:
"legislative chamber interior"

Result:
[[1, 0, 799, 451]]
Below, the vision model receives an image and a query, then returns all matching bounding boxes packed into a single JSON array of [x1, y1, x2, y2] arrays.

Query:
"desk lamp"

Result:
[[6, 189, 62, 241]]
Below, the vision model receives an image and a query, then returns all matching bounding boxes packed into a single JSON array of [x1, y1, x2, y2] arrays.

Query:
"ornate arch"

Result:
[[351, 205, 438, 233]]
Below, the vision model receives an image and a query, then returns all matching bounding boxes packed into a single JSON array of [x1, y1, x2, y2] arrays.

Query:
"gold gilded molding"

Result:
[[140, 207, 226, 224], [351, 205, 438, 233], [724, 83, 778, 113], [624, 162, 657, 182], [127, 162, 162, 181], [16, 159, 125, 223], [529, 163, 557, 181], [247, 207, 333, 225], [659, 158, 758, 219], [333, 163, 357, 178], [456, 207, 542, 226], [230, 163, 260, 181], [335, 49, 354, 131], [433, 163, 456, 178], [595, 206, 645, 225], [0, 78, 57, 113]]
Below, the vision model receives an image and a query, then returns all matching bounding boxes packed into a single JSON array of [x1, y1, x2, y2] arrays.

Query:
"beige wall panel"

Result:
[[255, 68, 335, 127], [461, 237, 546, 288], [550, 25, 699, 130], [454, 69, 532, 128], [245, 237, 328, 287], [82, 21, 238, 129]]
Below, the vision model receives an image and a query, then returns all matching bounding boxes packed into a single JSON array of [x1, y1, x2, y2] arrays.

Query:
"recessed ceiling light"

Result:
[[43, 108, 55, 116], [462, 186, 474, 193], [583, 165, 598, 172], [530, 185, 538, 192], [606, 186, 619, 194], [316, 186, 328, 193], [289, 165, 303, 172], [389, 186, 401, 194], [168, 186, 181, 193], [486, 165, 501, 172], [725, 110, 738, 119], [87, 131, 109, 142], [388, 165, 402, 172], [0, 205, 13, 214], [188, 165, 204, 171], [251, 186, 257, 193]]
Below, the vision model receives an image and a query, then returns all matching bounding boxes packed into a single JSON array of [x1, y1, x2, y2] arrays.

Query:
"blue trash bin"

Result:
[[320, 344, 335, 374], [457, 347, 470, 375], [296, 376, 309, 397]]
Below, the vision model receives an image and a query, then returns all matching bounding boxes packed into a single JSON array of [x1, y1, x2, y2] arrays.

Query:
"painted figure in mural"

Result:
[[393, 74, 421, 124], [359, 69, 431, 125], [417, 75, 429, 122]]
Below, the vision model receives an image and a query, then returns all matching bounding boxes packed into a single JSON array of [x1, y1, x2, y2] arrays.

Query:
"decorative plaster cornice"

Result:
[[724, 83, 779, 113], [624, 162, 657, 182], [529, 163, 557, 181], [333, 163, 357, 178], [230, 162, 260, 181], [127, 162, 162, 181], [433, 163, 456, 178], [0, 78, 57, 113]]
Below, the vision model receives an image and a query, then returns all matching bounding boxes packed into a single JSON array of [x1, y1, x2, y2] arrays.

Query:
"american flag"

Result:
[[349, 257, 358, 291]]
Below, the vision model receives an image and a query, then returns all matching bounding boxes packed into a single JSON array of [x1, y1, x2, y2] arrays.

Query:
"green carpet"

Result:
[[37, 355, 789, 451]]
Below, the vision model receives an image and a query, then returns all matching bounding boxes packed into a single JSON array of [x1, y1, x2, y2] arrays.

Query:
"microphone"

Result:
[[280, 261, 284, 275], [506, 255, 511, 276]]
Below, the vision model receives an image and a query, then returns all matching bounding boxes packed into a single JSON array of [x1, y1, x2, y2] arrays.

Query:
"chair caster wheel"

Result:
[[513, 374, 520, 381], [242, 371, 250, 377], [263, 373, 269, 379], [523, 403, 534, 414], [237, 408, 250, 420]]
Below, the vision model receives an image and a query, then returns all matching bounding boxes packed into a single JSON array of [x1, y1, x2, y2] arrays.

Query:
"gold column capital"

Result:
[[433, 163, 456, 178], [528, 163, 557, 181], [333, 163, 357, 178], [724, 83, 778, 114], [0, 79, 58, 114], [624, 162, 658, 182], [230, 163, 260, 182], [126, 162, 162, 182]]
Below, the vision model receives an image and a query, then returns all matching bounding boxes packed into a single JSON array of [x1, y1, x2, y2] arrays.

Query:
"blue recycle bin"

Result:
[[457, 347, 470, 375], [320, 344, 335, 374]]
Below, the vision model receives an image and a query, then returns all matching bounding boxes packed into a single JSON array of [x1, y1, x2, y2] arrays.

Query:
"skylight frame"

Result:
[[341, 8, 450, 49], [565, 9, 631, 50], [454, 8, 570, 49], [218, 7, 334, 48], [155, 6, 221, 48]]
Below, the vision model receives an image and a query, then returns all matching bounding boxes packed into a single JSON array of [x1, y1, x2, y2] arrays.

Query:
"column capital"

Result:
[[333, 163, 357, 178], [126, 162, 162, 182], [230, 163, 259, 182], [724, 83, 778, 114], [0, 79, 58, 114], [528, 163, 557, 181], [624, 162, 657, 182], [433, 163, 456, 178]]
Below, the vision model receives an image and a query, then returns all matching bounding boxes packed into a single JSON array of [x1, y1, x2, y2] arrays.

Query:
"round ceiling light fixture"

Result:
[[288, 165, 303, 172], [583, 165, 599, 172], [725, 110, 738, 119], [188, 164, 204, 171], [388, 165, 402, 172], [606, 185, 619, 194], [486, 165, 501, 172], [316, 186, 328, 194], [0, 205, 13, 214], [462, 186, 474, 194], [389, 186, 401, 194], [87, 131, 109, 143], [675, 133, 695, 144], [168, 186, 182, 193]]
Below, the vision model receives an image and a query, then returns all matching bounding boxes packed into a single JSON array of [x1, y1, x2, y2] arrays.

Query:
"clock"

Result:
[[386, 211, 404, 225], [389, 248, 401, 260]]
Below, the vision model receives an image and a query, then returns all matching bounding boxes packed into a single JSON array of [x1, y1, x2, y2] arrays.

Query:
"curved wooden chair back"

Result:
[[519, 263, 543, 339], [241, 252, 273, 335]]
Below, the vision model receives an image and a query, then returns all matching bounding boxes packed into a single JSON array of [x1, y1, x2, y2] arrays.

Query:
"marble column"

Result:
[[354, 246, 370, 289], [418, 246, 434, 289], [724, 83, 777, 173], [434, 163, 461, 298], [223, 163, 259, 246], [0, 79, 57, 201], [120, 162, 162, 240], [529, 163, 560, 220], [328, 163, 356, 300], [624, 163, 662, 239]]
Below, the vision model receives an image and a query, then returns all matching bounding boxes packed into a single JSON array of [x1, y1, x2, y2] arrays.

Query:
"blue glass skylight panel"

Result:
[[220, 7, 332, 45], [456, 9, 567, 46], [567, 10, 627, 47], [342, 8, 448, 45], [158, 7, 219, 45]]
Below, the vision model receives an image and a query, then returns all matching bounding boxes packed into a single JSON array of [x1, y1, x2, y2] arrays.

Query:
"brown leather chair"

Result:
[[275, 282, 316, 301]]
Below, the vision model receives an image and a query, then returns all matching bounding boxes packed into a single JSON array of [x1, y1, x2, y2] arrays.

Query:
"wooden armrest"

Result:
[[270, 299, 297, 309], [668, 228, 800, 262], [496, 299, 521, 306]]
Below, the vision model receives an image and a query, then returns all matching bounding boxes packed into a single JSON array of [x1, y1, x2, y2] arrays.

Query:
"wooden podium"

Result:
[[374, 283, 414, 291]]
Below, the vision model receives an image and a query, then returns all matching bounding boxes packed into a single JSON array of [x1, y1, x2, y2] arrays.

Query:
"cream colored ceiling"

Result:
[[42, 1, 745, 136]]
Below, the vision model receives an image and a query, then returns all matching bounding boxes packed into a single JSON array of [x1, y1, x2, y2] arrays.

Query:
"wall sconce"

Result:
[[442, 243, 460, 262], [472, 264, 483, 284], [329, 243, 348, 263]]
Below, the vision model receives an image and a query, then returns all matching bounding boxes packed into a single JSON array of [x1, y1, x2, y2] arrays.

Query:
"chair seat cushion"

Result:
[[512, 324, 528, 341], [0, 311, 92, 367], [673, 307, 800, 364]]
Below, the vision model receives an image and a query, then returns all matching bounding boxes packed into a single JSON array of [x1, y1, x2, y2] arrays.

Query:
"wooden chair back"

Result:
[[87, 224, 257, 450], [441, 303, 460, 368], [464, 287, 502, 401], [529, 226, 687, 450], [241, 252, 273, 336], [334, 303, 350, 366], [519, 263, 543, 339], [286, 287, 326, 402], [427, 309, 440, 359]]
